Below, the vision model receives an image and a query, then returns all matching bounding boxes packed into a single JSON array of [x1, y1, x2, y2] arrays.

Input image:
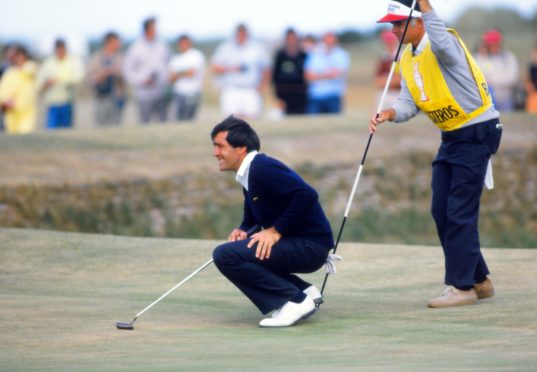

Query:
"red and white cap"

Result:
[[377, 0, 422, 23]]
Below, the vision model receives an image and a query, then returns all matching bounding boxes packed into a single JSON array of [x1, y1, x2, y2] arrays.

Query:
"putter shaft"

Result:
[[116, 225, 259, 330]]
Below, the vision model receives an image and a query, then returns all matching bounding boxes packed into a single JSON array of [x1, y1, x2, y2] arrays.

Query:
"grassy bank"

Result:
[[0, 112, 536, 247]]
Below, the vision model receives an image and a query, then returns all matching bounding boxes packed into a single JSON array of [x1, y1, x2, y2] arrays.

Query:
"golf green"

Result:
[[1, 227, 536, 370]]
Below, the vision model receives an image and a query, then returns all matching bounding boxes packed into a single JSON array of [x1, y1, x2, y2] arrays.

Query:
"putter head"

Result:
[[115, 322, 134, 330]]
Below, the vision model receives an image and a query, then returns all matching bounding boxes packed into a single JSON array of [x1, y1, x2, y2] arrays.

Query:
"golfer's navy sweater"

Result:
[[239, 154, 334, 248]]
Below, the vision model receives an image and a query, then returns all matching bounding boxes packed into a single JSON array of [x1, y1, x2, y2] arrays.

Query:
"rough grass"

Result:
[[1, 227, 536, 371], [1, 112, 536, 247]]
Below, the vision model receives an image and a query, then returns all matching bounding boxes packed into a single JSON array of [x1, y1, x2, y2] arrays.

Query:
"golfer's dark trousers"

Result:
[[213, 237, 329, 314], [431, 118, 502, 289]]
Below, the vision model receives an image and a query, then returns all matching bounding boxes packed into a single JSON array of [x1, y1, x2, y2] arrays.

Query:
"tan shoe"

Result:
[[474, 278, 495, 300], [427, 287, 478, 308]]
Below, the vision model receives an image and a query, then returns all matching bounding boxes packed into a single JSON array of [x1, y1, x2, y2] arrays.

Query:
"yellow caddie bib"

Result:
[[400, 28, 493, 131]]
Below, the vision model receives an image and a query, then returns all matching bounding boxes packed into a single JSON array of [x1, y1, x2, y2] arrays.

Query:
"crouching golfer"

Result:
[[371, 0, 502, 308], [211, 115, 334, 327]]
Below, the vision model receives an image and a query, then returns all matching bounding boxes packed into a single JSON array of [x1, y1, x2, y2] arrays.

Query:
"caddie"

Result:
[[370, 0, 502, 308]]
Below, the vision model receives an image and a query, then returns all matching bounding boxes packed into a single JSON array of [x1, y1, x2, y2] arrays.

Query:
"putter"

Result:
[[116, 225, 259, 330], [319, 0, 418, 299]]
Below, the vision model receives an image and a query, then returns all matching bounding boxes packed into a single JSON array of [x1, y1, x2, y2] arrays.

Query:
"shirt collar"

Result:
[[235, 151, 258, 191], [412, 33, 429, 56]]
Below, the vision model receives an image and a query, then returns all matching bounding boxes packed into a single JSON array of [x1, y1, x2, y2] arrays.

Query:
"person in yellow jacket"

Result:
[[37, 38, 84, 129], [0, 45, 37, 134], [371, 0, 502, 308]]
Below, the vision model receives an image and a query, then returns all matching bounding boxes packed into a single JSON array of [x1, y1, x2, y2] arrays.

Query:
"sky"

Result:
[[1, 0, 536, 55]]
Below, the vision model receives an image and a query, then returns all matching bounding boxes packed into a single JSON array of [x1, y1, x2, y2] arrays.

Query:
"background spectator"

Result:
[[374, 30, 401, 109], [301, 34, 317, 55], [0, 45, 16, 78], [211, 24, 271, 119], [0, 44, 37, 134], [0, 44, 18, 132], [36, 38, 84, 129], [168, 34, 205, 121], [123, 17, 170, 124], [474, 29, 520, 112], [87, 31, 125, 125], [305, 32, 350, 114], [271, 28, 308, 115], [525, 41, 537, 114]]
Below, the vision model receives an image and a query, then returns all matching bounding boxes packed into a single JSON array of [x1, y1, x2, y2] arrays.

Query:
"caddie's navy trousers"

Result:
[[431, 118, 502, 289], [213, 237, 330, 314]]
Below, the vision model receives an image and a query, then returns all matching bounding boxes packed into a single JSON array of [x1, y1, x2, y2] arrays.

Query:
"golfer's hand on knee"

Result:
[[228, 228, 248, 242], [369, 108, 395, 133], [247, 227, 281, 260]]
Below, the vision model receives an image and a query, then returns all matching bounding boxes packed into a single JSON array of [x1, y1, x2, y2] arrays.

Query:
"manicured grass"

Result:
[[1, 227, 536, 370]]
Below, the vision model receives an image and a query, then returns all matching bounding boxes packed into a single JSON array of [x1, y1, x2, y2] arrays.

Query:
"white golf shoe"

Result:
[[270, 286, 323, 318], [303, 285, 323, 305], [259, 296, 316, 328]]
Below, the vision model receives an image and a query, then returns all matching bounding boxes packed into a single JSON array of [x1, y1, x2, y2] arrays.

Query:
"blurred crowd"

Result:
[[0, 18, 350, 135], [0, 17, 535, 135]]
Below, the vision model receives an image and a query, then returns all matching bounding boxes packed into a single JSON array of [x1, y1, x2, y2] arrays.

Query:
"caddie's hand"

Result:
[[247, 227, 282, 261], [228, 228, 248, 242], [369, 109, 395, 134], [416, 0, 433, 13]]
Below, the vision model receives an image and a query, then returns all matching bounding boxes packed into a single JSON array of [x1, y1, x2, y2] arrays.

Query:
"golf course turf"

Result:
[[1, 227, 536, 370]]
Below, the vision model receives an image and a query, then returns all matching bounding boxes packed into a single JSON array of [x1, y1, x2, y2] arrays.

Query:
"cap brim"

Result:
[[377, 14, 410, 23]]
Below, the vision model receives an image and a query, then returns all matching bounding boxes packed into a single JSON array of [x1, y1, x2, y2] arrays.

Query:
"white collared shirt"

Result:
[[412, 33, 429, 56], [235, 151, 258, 191]]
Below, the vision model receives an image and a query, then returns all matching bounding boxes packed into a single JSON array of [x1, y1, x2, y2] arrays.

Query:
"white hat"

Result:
[[377, 0, 422, 23]]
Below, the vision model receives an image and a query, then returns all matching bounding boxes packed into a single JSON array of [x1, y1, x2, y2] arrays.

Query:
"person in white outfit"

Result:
[[211, 24, 271, 119], [123, 17, 170, 123], [168, 34, 205, 121]]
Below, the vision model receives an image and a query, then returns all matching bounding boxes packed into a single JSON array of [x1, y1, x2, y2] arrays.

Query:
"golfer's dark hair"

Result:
[[211, 115, 260, 152]]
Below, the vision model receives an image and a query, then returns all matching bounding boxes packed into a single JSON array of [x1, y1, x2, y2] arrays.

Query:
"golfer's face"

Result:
[[213, 131, 246, 172]]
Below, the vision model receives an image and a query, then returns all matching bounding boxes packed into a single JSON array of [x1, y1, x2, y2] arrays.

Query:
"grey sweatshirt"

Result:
[[123, 37, 170, 100], [393, 10, 500, 127]]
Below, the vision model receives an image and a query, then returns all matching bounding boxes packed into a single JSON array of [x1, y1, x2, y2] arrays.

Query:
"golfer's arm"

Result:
[[272, 186, 318, 236], [239, 194, 257, 232], [253, 165, 318, 236]]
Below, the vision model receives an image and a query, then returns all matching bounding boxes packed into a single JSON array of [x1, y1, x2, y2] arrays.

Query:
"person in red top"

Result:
[[374, 30, 402, 108]]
